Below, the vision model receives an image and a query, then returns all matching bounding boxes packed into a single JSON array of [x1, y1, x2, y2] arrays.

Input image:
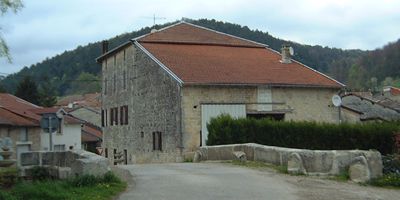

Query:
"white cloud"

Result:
[[0, 0, 399, 74]]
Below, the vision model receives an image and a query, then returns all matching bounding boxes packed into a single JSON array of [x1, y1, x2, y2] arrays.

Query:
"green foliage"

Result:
[[1, 172, 126, 200], [66, 72, 100, 95], [0, 167, 17, 188], [14, 75, 40, 105], [207, 115, 399, 155], [0, 18, 367, 95], [368, 173, 400, 188], [382, 154, 400, 175], [38, 76, 57, 107], [30, 166, 51, 181]]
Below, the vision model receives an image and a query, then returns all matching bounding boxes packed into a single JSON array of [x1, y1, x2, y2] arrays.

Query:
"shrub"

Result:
[[382, 154, 400, 175], [68, 174, 99, 187], [0, 167, 18, 188], [102, 171, 121, 183], [30, 166, 51, 181], [207, 115, 399, 154], [369, 173, 400, 187]]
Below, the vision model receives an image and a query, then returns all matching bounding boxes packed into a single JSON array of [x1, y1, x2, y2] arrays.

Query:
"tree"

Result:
[[15, 75, 39, 105], [66, 72, 101, 95], [0, 0, 23, 61], [38, 76, 57, 107]]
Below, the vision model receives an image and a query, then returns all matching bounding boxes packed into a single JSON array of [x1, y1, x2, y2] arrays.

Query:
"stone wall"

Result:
[[182, 86, 340, 154], [102, 44, 182, 164], [194, 143, 382, 182], [19, 150, 110, 179]]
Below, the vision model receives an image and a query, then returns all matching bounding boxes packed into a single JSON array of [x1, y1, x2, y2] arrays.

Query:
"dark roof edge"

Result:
[[96, 41, 132, 63], [139, 40, 266, 48]]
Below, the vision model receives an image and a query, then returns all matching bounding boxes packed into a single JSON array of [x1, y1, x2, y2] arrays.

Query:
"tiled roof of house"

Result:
[[135, 22, 343, 88], [0, 107, 38, 126], [81, 123, 102, 142], [56, 93, 101, 108]]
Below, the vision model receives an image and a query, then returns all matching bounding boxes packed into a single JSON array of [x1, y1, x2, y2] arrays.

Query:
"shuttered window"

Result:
[[152, 131, 162, 151]]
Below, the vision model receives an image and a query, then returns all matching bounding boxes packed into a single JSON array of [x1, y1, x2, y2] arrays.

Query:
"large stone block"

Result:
[[287, 153, 306, 174], [349, 156, 370, 183]]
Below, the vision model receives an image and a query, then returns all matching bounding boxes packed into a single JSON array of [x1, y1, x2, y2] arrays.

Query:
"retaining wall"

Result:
[[194, 143, 382, 182], [19, 150, 110, 179]]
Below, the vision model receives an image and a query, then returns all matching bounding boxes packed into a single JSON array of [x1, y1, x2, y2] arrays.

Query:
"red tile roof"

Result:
[[0, 108, 38, 126], [81, 123, 102, 142], [139, 23, 265, 48], [0, 93, 41, 126], [56, 93, 101, 108], [137, 22, 343, 88]]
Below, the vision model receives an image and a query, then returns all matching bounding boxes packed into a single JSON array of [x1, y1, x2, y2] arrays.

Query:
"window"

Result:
[[105, 109, 108, 126], [114, 107, 118, 125], [105, 148, 108, 158], [104, 78, 107, 95], [57, 118, 62, 134], [152, 131, 162, 151], [54, 144, 65, 151], [120, 106, 124, 125], [101, 109, 105, 127], [123, 50, 126, 61], [19, 127, 28, 141], [124, 106, 128, 125], [110, 108, 114, 126], [119, 106, 128, 125]]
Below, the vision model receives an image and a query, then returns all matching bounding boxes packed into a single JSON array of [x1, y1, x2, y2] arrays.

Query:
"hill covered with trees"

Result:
[[1, 18, 398, 96]]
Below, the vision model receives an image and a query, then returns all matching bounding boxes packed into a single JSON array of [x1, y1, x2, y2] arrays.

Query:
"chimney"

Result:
[[102, 40, 109, 54], [280, 44, 292, 64]]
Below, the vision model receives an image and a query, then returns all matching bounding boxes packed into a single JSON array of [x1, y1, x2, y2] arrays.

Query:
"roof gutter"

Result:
[[133, 40, 184, 86], [183, 82, 343, 89]]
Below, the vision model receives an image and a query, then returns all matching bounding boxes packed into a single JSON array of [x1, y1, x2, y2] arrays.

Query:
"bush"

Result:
[[30, 166, 51, 181], [382, 154, 400, 174], [0, 167, 18, 188], [207, 115, 399, 154], [102, 171, 121, 183], [68, 171, 121, 187], [369, 173, 400, 187]]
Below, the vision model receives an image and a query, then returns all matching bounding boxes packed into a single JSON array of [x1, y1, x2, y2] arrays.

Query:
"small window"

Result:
[[123, 50, 126, 61], [19, 127, 28, 141], [114, 107, 119, 125], [54, 144, 65, 151], [101, 109, 105, 127], [152, 131, 162, 151], [105, 109, 108, 127], [57, 118, 62, 134], [105, 148, 108, 158], [124, 106, 128, 125], [110, 108, 114, 126], [120, 106, 124, 125]]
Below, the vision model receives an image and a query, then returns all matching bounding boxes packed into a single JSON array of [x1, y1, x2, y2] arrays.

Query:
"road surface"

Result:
[[116, 162, 400, 200]]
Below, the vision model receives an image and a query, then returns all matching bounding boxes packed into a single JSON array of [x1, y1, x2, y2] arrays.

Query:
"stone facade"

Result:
[[181, 85, 339, 153], [102, 44, 182, 164], [0, 126, 41, 160], [101, 44, 340, 163]]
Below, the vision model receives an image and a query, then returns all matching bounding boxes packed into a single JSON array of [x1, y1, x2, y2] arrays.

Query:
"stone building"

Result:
[[96, 21, 344, 164]]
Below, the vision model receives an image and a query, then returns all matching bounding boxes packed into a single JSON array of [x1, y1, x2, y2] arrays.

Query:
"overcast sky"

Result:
[[0, 0, 399, 74]]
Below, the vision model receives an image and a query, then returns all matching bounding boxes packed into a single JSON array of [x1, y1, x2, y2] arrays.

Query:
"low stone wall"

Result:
[[194, 143, 382, 182], [19, 150, 110, 179]]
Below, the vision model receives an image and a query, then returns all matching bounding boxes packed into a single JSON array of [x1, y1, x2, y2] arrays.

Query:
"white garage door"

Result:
[[201, 104, 246, 146]]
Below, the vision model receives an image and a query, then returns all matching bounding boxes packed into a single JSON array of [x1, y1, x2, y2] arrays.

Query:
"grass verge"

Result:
[[368, 173, 400, 188], [0, 172, 127, 200]]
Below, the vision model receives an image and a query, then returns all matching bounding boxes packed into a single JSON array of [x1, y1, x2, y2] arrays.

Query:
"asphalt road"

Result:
[[116, 162, 400, 200], [117, 162, 298, 200]]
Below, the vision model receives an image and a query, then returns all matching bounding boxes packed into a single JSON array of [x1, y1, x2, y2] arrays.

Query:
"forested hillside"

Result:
[[1, 18, 398, 96]]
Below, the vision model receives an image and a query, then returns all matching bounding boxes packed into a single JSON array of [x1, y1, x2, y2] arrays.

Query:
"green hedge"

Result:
[[206, 115, 400, 155]]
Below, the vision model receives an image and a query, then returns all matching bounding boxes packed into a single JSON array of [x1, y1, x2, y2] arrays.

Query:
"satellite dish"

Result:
[[332, 95, 342, 107], [289, 47, 294, 56]]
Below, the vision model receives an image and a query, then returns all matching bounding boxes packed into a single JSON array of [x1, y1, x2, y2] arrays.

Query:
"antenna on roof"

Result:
[[142, 14, 166, 26]]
